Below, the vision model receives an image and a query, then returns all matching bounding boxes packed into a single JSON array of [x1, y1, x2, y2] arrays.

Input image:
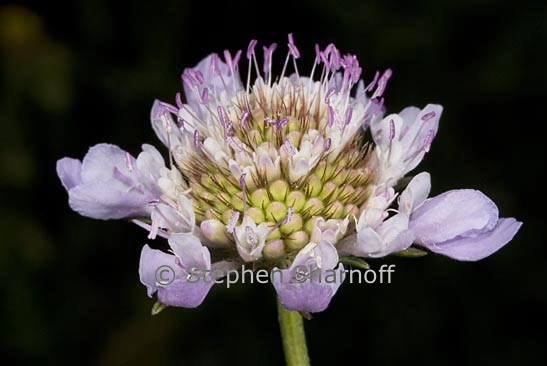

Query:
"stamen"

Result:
[[175, 92, 183, 108], [325, 87, 336, 103], [246, 39, 258, 59], [389, 119, 396, 141], [365, 71, 380, 92], [240, 173, 247, 212], [158, 101, 178, 114], [232, 50, 242, 66], [284, 139, 297, 156], [327, 105, 335, 127], [245, 226, 258, 247], [194, 70, 204, 84], [263, 43, 277, 84], [373, 69, 392, 98], [227, 211, 240, 234], [211, 53, 220, 76], [200, 87, 209, 104], [345, 107, 353, 125], [217, 106, 228, 126], [421, 111, 436, 122], [287, 33, 300, 59], [193, 130, 200, 149], [324, 138, 332, 152], [284, 206, 294, 224], [277, 117, 289, 130], [239, 110, 249, 127], [246, 39, 258, 93]]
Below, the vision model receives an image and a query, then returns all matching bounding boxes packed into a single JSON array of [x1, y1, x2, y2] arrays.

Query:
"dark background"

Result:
[[1, 0, 546, 365]]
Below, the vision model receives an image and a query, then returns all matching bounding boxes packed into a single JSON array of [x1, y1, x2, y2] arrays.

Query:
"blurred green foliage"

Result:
[[1, 1, 546, 365]]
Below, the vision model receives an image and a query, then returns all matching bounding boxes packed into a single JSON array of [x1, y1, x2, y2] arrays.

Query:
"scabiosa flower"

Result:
[[57, 34, 522, 314]]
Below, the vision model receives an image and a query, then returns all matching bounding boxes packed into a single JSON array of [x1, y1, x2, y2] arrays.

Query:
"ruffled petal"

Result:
[[168, 233, 211, 270], [139, 245, 179, 297], [398, 172, 431, 215], [68, 182, 152, 219], [157, 278, 214, 308], [410, 189, 499, 245], [273, 263, 345, 313], [274, 241, 343, 313], [419, 218, 522, 261], [80, 143, 134, 184], [56, 158, 82, 191]]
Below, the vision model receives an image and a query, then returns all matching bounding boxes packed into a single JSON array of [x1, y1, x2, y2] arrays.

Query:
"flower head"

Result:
[[57, 34, 522, 313]]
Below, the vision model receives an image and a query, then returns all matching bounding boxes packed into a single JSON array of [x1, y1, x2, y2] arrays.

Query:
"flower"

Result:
[[57, 34, 522, 313]]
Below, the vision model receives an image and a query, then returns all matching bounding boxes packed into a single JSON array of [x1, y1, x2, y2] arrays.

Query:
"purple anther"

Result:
[[158, 101, 178, 114], [232, 49, 242, 66], [218, 106, 228, 126], [263, 43, 278, 75], [284, 206, 294, 224], [327, 105, 335, 127], [200, 87, 209, 104], [324, 138, 332, 152], [389, 119, 396, 141], [287, 33, 300, 59], [175, 92, 183, 108], [265, 117, 278, 125], [239, 110, 249, 126], [194, 70, 204, 84], [147, 199, 161, 207], [375, 69, 392, 97], [284, 139, 297, 156], [277, 117, 289, 129], [194, 130, 200, 148], [325, 44, 340, 70], [181, 71, 195, 90], [421, 111, 436, 122], [211, 53, 220, 75], [239, 173, 247, 190], [223, 50, 233, 70], [314, 44, 322, 64], [227, 211, 240, 234], [247, 39, 258, 59], [112, 167, 133, 186], [245, 226, 258, 246], [365, 71, 380, 92], [177, 117, 185, 129], [345, 107, 353, 125], [325, 87, 336, 103]]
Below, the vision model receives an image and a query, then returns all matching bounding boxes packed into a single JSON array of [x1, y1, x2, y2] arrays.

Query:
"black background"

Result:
[[1, 0, 546, 365]]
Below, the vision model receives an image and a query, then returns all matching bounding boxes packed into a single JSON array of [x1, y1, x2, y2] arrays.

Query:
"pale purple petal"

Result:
[[398, 172, 431, 215], [168, 233, 211, 269], [68, 182, 152, 219], [80, 144, 134, 184], [273, 264, 345, 313], [183, 54, 242, 107], [56, 158, 82, 190], [410, 189, 499, 245], [150, 100, 183, 148], [420, 218, 522, 261], [139, 243, 215, 308], [139, 245, 179, 297], [157, 279, 213, 308], [57, 143, 163, 220]]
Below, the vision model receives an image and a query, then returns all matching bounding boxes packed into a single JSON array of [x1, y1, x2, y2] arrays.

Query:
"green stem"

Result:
[[277, 299, 310, 366]]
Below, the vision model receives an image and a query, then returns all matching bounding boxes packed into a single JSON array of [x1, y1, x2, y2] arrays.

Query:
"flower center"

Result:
[[183, 77, 376, 258]]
